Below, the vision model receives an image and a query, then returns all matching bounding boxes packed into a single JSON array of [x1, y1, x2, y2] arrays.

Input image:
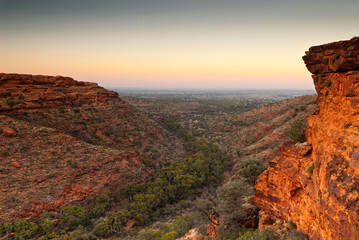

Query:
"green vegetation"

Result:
[[136, 215, 195, 240], [0, 91, 316, 239], [236, 228, 279, 240], [0, 119, 231, 239], [1, 150, 8, 157], [39, 128, 49, 137], [307, 164, 315, 174], [236, 158, 268, 185], [285, 120, 306, 143], [323, 81, 332, 87], [0, 193, 110, 239], [67, 160, 78, 168], [93, 221, 112, 238], [123, 135, 231, 226]]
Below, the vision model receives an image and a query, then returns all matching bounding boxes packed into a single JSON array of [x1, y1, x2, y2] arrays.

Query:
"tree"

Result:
[[285, 120, 306, 143], [236, 158, 268, 185]]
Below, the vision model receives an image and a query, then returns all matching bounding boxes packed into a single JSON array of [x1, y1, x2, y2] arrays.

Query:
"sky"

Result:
[[1, 0, 358, 90]]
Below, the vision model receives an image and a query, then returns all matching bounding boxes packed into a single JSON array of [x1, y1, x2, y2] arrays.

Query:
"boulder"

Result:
[[2, 126, 17, 137], [11, 161, 21, 168]]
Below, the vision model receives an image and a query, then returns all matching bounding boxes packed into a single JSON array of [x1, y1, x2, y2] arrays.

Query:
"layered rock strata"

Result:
[[0, 73, 118, 111], [253, 37, 359, 240]]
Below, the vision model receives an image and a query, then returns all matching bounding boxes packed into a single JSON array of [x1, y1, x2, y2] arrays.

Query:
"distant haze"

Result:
[[1, 0, 358, 90]]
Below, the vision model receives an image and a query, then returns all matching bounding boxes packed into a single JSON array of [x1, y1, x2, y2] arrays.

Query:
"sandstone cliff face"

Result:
[[0, 73, 118, 111], [253, 37, 359, 240]]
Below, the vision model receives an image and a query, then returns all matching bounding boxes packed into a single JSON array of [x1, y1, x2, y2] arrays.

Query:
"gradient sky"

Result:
[[1, 0, 358, 89]]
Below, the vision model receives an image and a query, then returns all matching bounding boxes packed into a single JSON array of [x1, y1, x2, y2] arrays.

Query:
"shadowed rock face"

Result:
[[0, 73, 118, 111], [253, 37, 359, 240]]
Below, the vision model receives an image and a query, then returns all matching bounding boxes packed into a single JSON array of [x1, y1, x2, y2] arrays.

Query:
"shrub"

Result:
[[285, 120, 306, 143], [107, 209, 130, 232], [2, 222, 14, 235], [172, 215, 194, 238], [1, 150, 8, 157], [216, 180, 251, 215], [13, 219, 39, 239], [162, 231, 176, 240], [4, 195, 17, 205], [39, 128, 49, 137], [236, 158, 268, 185], [323, 81, 332, 87], [60, 205, 92, 230], [40, 220, 53, 235], [307, 164, 315, 174], [237, 228, 279, 240], [18, 94, 24, 100], [93, 221, 112, 238], [137, 228, 162, 240], [6, 99, 15, 107], [67, 160, 78, 168]]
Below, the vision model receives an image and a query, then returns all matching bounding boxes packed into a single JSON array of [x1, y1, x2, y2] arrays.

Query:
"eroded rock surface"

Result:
[[253, 37, 359, 240], [0, 73, 118, 111]]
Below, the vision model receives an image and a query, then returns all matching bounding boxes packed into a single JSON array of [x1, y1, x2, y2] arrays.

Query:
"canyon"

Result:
[[253, 37, 359, 240], [3, 36, 357, 238]]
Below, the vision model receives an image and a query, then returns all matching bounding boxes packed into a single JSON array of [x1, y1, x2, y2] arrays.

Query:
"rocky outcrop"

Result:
[[253, 37, 359, 240], [178, 228, 205, 240], [2, 126, 17, 137], [0, 73, 118, 111]]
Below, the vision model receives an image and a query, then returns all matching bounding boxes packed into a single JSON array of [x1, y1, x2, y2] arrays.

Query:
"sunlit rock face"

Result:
[[253, 37, 359, 240], [0, 73, 118, 112]]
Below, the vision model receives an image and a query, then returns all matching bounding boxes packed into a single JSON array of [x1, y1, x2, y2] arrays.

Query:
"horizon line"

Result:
[[111, 87, 316, 91]]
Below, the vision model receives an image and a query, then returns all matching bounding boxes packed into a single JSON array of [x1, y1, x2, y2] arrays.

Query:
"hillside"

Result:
[[0, 74, 185, 223], [123, 91, 317, 239], [0, 73, 318, 239], [126, 93, 317, 165], [253, 37, 359, 240]]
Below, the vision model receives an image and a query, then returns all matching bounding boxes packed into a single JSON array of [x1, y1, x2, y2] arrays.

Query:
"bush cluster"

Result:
[[285, 120, 306, 143]]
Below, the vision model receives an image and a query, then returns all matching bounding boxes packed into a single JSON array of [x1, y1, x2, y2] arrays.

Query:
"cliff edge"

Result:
[[0, 73, 118, 111], [253, 37, 359, 240]]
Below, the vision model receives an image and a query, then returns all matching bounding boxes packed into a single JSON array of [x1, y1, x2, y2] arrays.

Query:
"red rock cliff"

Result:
[[0, 73, 118, 111], [253, 37, 359, 240]]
